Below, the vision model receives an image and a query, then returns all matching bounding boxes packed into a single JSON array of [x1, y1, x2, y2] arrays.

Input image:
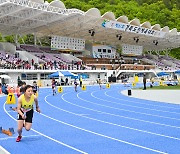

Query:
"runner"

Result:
[[32, 81, 38, 95], [74, 79, 78, 92], [52, 78, 56, 96], [16, 85, 40, 142], [98, 78, 102, 90]]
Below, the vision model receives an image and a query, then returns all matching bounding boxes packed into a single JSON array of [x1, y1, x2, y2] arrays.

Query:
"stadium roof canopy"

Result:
[[0, 0, 179, 51]]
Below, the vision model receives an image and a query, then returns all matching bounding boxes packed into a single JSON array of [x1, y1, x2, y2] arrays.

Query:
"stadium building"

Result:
[[0, 0, 180, 86]]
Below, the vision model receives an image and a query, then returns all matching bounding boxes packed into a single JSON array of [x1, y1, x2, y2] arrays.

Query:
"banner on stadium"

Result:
[[102, 20, 166, 38], [125, 24, 166, 38], [102, 20, 127, 31]]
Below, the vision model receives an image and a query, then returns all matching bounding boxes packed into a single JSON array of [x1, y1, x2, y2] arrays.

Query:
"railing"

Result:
[[9, 0, 84, 15]]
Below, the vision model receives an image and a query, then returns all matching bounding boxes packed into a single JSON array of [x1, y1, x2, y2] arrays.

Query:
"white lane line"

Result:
[[0, 145, 10, 154], [77, 114, 90, 116], [75, 92, 180, 129], [45, 94, 180, 141], [7, 111, 16, 113], [91, 90, 180, 115], [106, 89, 180, 110], [3, 101, 87, 154], [0, 135, 41, 140], [36, 96, 167, 154], [89, 91, 180, 121]]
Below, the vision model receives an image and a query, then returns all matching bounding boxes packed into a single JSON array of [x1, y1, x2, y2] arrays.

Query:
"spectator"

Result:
[[2, 83, 8, 95], [31, 59, 34, 66], [143, 74, 147, 90], [15, 53, 18, 58], [65, 78, 68, 85], [79, 76, 82, 87], [20, 82, 26, 95], [6, 53, 9, 59], [61, 78, 64, 86], [150, 77, 154, 88], [54, 60, 57, 69], [96, 59, 99, 63]]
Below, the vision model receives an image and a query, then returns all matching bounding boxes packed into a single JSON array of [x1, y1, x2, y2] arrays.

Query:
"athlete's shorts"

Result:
[[17, 109, 34, 123], [17, 94, 21, 98], [52, 85, 55, 89]]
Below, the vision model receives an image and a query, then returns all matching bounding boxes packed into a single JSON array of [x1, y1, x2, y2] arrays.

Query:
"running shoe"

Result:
[[16, 136, 22, 142]]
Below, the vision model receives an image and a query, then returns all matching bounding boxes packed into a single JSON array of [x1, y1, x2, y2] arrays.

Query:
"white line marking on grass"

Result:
[[74, 92, 180, 129], [89, 91, 180, 121], [3, 101, 87, 154], [45, 94, 180, 141]]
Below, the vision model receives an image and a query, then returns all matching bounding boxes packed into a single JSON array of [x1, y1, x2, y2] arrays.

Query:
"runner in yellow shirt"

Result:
[[16, 85, 40, 142]]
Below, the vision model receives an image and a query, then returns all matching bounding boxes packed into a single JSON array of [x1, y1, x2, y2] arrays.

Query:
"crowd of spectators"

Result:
[[0, 48, 180, 71], [0, 57, 31, 69], [0, 51, 84, 70]]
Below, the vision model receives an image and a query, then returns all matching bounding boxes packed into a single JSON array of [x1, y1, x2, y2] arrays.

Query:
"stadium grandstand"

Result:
[[0, 0, 180, 86], [1, 1, 180, 153]]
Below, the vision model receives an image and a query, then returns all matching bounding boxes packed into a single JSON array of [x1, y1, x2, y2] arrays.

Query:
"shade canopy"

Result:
[[48, 71, 77, 78], [0, 0, 179, 51], [157, 72, 169, 77], [48, 71, 64, 78], [61, 71, 77, 77], [175, 70, 180, 74], [0, 75, 11, 79]]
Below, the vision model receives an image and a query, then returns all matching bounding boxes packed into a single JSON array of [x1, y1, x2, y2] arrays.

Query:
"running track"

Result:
[[1, 84, 180, 154]]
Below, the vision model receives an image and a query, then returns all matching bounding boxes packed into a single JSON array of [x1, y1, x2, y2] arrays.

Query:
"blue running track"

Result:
[[1, 84, 180, 154]]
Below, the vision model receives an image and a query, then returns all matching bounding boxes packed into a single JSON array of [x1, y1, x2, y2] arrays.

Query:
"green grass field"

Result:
[[140, 85, 180, 90]]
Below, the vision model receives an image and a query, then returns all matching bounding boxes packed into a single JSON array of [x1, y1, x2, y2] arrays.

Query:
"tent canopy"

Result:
[[175, 70, 180, 74], [61, 71, 77, 77], [48, 71, 64, 78], [48, 71, 77, 78], [79, 73, 89, 79], [0, 75, 11, 79], [157, 72, 169, 77]]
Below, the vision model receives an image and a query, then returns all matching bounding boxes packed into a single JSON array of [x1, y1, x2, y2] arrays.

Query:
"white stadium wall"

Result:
[[92, 45, 116, 58], [0, 42, 16, 54], [122, 44, 143, 56], [51, 36, 85, 51]]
